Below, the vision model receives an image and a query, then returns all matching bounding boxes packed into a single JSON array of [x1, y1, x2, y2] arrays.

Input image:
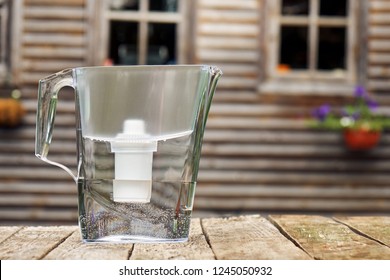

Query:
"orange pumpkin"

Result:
[[0, 98, 26, 127]]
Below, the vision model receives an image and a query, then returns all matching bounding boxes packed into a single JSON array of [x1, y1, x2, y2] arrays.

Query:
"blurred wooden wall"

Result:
[[192, 0, 390, 214], [1, 0, 89, 224]]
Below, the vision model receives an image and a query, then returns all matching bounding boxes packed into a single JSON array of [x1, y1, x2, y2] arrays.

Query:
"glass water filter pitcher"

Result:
[[35, 65, 222, 242]]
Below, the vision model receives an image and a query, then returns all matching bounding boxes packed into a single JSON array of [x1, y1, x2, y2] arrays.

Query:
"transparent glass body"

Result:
[[35, 65, 222, 242]]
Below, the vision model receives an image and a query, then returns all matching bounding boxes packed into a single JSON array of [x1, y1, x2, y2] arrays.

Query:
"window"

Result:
[[0, 0, 9, 83], [98, 0, 188, 65], [263, 0, 358, 88]]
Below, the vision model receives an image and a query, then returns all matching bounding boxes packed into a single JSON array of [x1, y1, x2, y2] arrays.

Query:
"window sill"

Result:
[[258, 79, 356, 97]]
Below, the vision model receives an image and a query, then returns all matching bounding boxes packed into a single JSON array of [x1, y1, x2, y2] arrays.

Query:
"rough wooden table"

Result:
[[1, 215, 389, 260]]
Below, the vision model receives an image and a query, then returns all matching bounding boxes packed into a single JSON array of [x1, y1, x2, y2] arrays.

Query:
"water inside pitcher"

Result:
[[35, 65, 222, 242]]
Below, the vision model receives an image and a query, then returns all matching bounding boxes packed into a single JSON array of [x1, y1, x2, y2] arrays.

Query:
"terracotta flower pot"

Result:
[[343, 129, 381, 151]]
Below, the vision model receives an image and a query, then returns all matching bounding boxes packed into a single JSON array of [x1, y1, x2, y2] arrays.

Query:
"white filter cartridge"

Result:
[[111, 120, 157, 203]]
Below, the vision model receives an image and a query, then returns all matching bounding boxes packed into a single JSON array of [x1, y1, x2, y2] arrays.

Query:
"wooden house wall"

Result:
[[0, 0, 389, 225], [0, 0, 89, 224], [192, 0, 390, 215]]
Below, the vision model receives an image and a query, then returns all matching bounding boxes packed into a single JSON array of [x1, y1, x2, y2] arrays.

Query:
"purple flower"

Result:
[[354, 85, 367, 98], [312, 104, 331, 122], [367, 98, 379, 111]]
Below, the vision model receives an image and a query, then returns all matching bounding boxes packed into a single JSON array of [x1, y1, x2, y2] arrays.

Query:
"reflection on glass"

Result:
[[149, 0, 177, 12], [281, 0, 309, 15], [320, 0, 347, 16], [109, 21, 138, 65], [109, 0, 139, 11], [147, 23, 176, 65], [318, 27, 346, 70], [280, 26, 308, 70]]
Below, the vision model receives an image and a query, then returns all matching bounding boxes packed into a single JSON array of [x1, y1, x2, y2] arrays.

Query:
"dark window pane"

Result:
[[318, 27, 346, 70], [149, 0, 177, 12], [0, 21, 2, 56], [280, 26, 308, 70], [109, 21, 138, 65], [320, 0, 347, 16], [281, 0, 309, 15], [147, 23, 176, 65], [110, 0, 139, 11]]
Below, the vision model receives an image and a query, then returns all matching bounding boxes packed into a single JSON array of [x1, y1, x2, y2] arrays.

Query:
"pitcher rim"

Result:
[[39, 64, 222, 82]]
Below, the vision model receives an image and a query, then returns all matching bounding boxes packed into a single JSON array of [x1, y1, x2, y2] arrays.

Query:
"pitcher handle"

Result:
[[35, 69, 77, 181]]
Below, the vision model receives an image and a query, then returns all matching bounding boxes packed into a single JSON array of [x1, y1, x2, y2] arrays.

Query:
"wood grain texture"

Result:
[[44, 228, 132, 260], [270, 215, 390, 260], [0, 227, 22, 243], [130, 218, 215, 260], [0, 226, 75, 259], [0, 215, 390, 260], [334, 216, 390, 247], [201, 215, 310, 260]]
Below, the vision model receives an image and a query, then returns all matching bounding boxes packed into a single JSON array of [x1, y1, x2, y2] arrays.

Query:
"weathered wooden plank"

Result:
[[198, 23, 258, 37], [198, 0, 258, 10], [22, 34, 86, 46], [201, 143, 390, 158], [197, 36, 259, 50], [0, 209, 77, 223], [197, 49, 259, 63], [0, 226, 76, 259], [369, 40, 390, 52], [369, 53, 390, 64], [369, 13, 390, 25], [200, 157, 390, 172], [217, 77, 258, 89], [22, 47, 86, 59], [206, 118, 306, 130], [23, 7, 86, 20], [44, 228, 132, 260], [130, 219, 215, 260], [25, 0, 85, 6], [0, 154, 76, 167], [0, 141, 75, 154], [196, 185, 390, 199], [0, 182, 75, 194], [269, 215, 390, 259], [196, 198, 390, 212], [198, 169, 390, 185], [201, 215, 310, 259], [0, 127, 76, 140], [0, 168, 75, 180], [23, 20, 86, 33], [368, 66, 390, 78], [0, 227, 22, 244], [204, 130, 338, 143], [0, 194, 77, 207], [334, 216, 390, 247], [199, 9, 259, 23], [209, 103, 312, 117], [368, 80, 390, 91], [370, 1, 390, 12], [21, 59, 84, 72], [199, 157, 390, 172], [368, 26, 390, 38]]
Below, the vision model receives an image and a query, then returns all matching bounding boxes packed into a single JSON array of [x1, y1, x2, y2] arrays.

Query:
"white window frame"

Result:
[[95, 0, 189, 65], [260, 0, 360, 95], [0, 0, 9, 83]]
